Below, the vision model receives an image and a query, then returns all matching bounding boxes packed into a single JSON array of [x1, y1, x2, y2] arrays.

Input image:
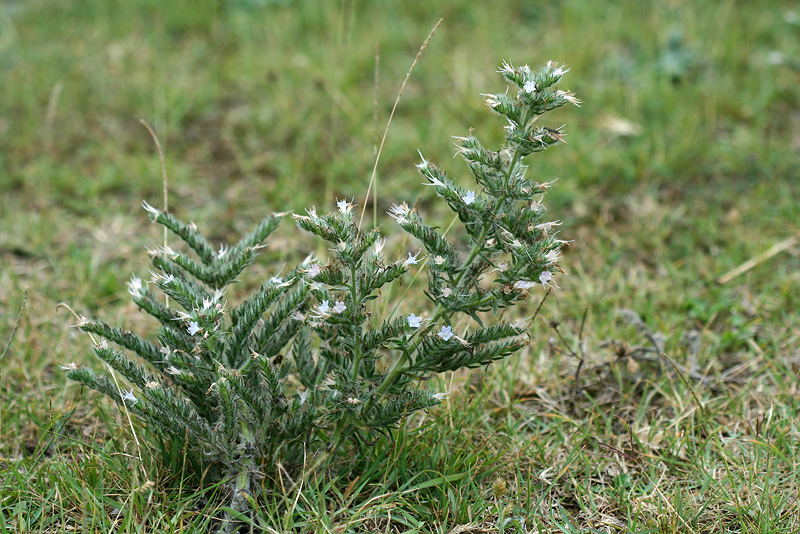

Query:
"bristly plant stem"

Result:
[[502, 109, 531, 190], [350, 264, 363, 381], [367, 220, 492, 410], [366, 62, 578, 410], [373, 105, 530, 401]]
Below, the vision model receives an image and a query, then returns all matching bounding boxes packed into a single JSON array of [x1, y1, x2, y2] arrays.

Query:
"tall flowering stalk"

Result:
[[373, 60, 579, 400], [293, 59, 578, 444], [64, 59, 578, 531]]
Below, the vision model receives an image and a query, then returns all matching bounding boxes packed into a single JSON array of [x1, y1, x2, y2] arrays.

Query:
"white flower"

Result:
[[59, 362, 78, 371], [388, 203, 410, 224], [539, 270, 559, 290], [423, 176, 446, 188], [202, 298, 212, 310], [523, 80, 537, 94], [407, 314, 422, 328], [346, 397, 362, 405], [141, 201, 159, 217], [121, 388, 137, 404], [544, 249, 563, 264], [212, 288, 226, 303], [374, 238, 386, 255], [439, 287, 453, 298], [269, 276, 283, 285], [149, 271, 175, 285], [462, 190, 476, 205], [514, 280, 535, 290], [158, 245, 177, 258], [498, 60, 514, 76], [145, 381, 159, 389], [536, 221, 561, 237], [437, 326, 454, 341], [187, 321, 202, 336], [127, 276, 143, 298], [332, 301, 347, 314], [432, 392, 448, 401], [337, 199, 352, 214], [312, 300, 331, 318], [555, 89, 581, 107], [404, 251, 420, 266], [217, 244, 229, 259], [166, 366, 182, 375], [433, 255, 446, 266], [303, 263, 322, 277], [415, 150, 429, 170]]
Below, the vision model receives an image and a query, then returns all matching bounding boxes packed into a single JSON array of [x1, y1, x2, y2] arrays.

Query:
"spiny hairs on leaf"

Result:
[[143, 201, 282, 290], [142, 201, 215, 264]]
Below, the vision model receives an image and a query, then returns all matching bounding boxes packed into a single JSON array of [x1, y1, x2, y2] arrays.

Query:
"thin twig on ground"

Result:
[[715, 233, 799, 285]]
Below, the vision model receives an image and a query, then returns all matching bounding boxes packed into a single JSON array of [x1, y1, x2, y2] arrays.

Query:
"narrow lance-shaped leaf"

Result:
[[80, 320, 164, 369], [142, 202, 216, 265]]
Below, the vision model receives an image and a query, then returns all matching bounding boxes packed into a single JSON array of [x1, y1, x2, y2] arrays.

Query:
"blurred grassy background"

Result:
[[1, 0, 799, 531], [2, 0, 797, 309]]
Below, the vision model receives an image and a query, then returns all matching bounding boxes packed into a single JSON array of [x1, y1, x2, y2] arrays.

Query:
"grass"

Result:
[[2, 0, 800, 531]]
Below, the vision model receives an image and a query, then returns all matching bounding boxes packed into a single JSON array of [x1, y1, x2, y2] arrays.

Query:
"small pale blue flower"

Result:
[[405, 251, 420, 266], [437, 326, 454, 341], [187, 321, 202, 336], [523, 80, 537, 94]]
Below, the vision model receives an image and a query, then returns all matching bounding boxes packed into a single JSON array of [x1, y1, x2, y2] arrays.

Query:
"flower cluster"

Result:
[[392, 60, 577, 326]]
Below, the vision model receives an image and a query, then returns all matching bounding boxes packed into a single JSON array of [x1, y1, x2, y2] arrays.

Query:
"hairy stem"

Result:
[[350, 264, 363, 382], [367, 221, 492, 409]]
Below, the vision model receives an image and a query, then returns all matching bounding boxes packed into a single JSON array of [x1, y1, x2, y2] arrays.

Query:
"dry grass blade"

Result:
[[1, 288, 27, 364], [715, 233, 799, 284], [358, 18, 444, 229]]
